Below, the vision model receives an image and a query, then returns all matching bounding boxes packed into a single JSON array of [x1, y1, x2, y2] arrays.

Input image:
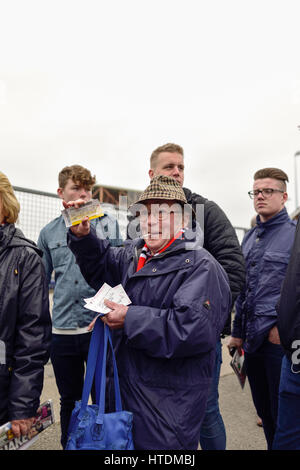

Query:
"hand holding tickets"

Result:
[[62, 199, 103, 228], [86, 283, 132, 331], [84, 283, 131, 314]]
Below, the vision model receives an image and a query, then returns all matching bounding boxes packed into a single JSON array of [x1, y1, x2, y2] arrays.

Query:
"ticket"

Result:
[[84, 283, 131, 314], [61, 199, 104, 227]]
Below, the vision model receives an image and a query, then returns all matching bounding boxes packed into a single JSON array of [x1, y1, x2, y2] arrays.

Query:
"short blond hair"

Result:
[[0, 172, 20, 223], [150, 143, 184, 169]]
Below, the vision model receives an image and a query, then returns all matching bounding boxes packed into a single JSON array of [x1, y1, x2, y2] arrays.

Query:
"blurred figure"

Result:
[[37, 165, 122, 449], [273, 217, 300, 449], [228, 168, 296, 449], [0, 172, 51, 438]]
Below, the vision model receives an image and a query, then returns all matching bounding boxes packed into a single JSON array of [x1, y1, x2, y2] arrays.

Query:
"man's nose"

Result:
[[147, 213, 159, 227], [79, 188, 88, 199], [257, 190, 265, 199]]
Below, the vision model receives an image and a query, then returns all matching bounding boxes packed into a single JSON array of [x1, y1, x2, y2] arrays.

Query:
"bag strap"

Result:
[[79, 318, 104, 418], [96, 324, 123, 424], [108, 326, 122, 412], [98, 324, 123, 415], [79, 318, 123, 420]]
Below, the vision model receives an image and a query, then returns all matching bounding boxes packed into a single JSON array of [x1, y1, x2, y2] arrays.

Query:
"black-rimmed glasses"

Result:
[[248, 188, 284, 199]]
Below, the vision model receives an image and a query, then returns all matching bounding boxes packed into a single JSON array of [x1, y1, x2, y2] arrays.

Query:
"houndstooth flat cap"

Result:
[[134, 175, 187, 205]]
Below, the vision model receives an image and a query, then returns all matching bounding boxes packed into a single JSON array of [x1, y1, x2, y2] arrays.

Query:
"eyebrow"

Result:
[[162, 163, 184, 168]]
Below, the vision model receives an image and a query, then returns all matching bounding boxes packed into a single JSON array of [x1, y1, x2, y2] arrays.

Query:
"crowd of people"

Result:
[[0, 142, 300, 450]]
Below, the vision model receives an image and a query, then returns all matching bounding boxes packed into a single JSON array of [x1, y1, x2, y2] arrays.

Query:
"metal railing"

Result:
[[14, 186, 62, 243]]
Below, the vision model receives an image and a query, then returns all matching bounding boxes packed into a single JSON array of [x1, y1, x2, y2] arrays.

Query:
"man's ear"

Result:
[[149, 169, 154, 180], [57, 187, 64, 200], [283, 192, 288, 204]]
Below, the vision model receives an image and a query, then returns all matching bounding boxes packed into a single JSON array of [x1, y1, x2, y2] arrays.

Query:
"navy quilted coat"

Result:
[[68, 227, 231, 450], [232, 208, 296, 353]]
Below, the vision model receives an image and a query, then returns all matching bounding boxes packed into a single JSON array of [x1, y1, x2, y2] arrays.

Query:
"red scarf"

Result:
[[136, 229, 184, 272]]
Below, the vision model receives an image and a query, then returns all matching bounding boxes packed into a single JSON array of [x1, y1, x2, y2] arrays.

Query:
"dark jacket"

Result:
[[232, 208, 296, 353], [0, 224, 51, 425], [183, 187, 246, 335], [68, 227, 231, 450], [276, 217, 300, 359]]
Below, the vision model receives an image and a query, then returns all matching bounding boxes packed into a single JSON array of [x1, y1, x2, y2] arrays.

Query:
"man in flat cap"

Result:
[[66, 175, 231, 450]]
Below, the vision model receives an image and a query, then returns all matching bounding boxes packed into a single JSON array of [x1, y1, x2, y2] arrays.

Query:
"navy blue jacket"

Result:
[[68, 227, 231, 450], [232, 208, 296, 353]]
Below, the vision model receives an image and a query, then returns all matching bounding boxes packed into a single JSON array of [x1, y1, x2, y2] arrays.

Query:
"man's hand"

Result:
[[87, 315, 99, 331], [268, 325, 281, 345], [11, 417, 35, 438], [63, 199, 91, 237], [227, 336, 243, 355], [86, 301, 129, 331], [101, 300, 128, 330]]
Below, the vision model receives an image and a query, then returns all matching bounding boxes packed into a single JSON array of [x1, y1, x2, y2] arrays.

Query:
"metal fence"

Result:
[[13, 186, 248, 244], [13, 186, 130, 243], [14, 187, 62, 243]]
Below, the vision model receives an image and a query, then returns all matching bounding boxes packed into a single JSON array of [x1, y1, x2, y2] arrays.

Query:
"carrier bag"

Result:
[[65, 319, 134, 450]]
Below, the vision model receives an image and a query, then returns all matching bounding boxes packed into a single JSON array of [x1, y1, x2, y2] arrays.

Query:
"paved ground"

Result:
[[30, 341, 266, 451]]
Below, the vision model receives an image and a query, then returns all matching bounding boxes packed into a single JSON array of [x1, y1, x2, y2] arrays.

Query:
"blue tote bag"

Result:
[[66, 319, 134, 450]]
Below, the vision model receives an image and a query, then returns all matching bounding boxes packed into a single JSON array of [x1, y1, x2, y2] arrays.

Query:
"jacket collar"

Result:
[[256, 207, 290, 230], [183, 187, 193, 203], [127, 225, 203, 261]]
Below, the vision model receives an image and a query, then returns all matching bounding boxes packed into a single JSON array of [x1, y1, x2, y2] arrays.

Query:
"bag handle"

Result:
[[79, 317, 104, 416], [79, 318, 122, 420], [98, 324, 123, 415]]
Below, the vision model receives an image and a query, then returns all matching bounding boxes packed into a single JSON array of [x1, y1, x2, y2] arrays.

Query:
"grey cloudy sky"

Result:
[[1, 0, 300, 228]]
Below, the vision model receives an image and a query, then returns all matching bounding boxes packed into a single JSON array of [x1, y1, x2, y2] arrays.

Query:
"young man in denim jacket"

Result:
[[228, 167, 296, 450], [37, 165, 122, 448]]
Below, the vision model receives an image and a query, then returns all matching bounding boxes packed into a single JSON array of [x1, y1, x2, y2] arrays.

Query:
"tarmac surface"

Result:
[[30, 340, 267, 451]]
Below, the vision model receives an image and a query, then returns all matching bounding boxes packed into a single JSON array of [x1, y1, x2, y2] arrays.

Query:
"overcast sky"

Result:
[[1, 0, 300, 228]]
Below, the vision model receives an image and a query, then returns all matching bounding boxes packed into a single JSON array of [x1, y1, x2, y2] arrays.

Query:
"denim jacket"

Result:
[[232, 208, 296, 353], [37, 214, 122, 329]]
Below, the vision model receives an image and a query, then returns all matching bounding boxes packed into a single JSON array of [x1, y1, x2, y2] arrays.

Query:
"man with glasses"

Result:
[[228, 167, 296, 450]]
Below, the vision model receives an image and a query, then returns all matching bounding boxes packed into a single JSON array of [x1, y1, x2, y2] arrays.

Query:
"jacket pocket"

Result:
[[48, 239, 68, 268], [260, 251, 289, 288]]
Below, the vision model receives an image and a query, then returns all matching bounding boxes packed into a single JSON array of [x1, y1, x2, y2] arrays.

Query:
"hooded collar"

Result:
[[0, 223, 42, 256]]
